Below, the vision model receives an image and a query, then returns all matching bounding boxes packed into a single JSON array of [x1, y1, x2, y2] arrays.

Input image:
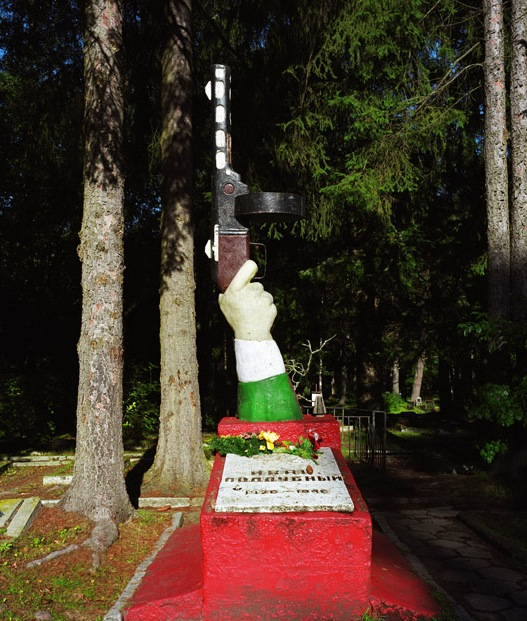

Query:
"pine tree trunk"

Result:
[[484, 0, 510, 319], [438, 357, 454, 416], [510, 0, 527, 322], [61, 0, 133, 525], [392, 360, 400, 395], [357, 359, 380, 409], [410, 352, 426, 403], [337, 364, 348, 406], [142, 0, 208, 495]]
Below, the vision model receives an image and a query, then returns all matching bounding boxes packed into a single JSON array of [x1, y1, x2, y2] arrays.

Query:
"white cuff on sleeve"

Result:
[[234, 339, 286, 383]]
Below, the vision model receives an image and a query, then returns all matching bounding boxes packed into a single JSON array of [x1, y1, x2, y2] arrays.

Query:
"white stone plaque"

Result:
[[214, 447, 354, 513]]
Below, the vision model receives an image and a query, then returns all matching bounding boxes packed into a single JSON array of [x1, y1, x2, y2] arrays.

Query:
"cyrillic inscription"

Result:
[[215, 447, 354, 513]]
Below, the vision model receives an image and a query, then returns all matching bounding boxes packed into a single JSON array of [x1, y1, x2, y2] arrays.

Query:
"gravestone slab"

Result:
[[0, 498, 22, 528], [138, 497, 190, 509], [43, 475, 73, 486], [5, 497, 41, 538], [215, 446, 354, 513]]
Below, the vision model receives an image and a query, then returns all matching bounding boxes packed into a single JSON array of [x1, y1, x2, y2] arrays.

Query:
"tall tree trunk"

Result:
[[410, 352, 426, 403], [61, 0, 133, 528], [484, 0, 510, 319], [337, 365, 348, 406], [392, 360, 400, 395], [357, 359, 380, 409], [142, 0, 208, 494], [510, 0, 527, 322], [438, 357, 454, 417]]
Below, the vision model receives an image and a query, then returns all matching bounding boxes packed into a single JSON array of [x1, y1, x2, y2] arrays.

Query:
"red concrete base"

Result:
[[217, 414, 341, 451], [123, 415, 442, 621], [370, 531, 441, 620], [123, 522, 203, 621], [123, 526, 441, 621], [201, 449, 371, 621]]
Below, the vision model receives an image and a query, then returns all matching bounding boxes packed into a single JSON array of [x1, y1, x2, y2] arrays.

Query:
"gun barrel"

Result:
[[209, 64, 250, 290], [211, 64, 232, 172], [207, 64, 306, 291]]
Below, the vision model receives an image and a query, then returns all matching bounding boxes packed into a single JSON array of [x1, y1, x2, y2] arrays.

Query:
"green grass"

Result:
[[359, 610, 384, 620], [389, 428, 424, 440], [0, 509, 171, 621]]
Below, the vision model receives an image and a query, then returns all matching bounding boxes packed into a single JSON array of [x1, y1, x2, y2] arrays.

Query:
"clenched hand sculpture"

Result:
[[219, 260, 302, 422]]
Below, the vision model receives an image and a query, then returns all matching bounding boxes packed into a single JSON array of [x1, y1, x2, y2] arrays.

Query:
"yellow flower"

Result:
[[258, 431, 280, 451]]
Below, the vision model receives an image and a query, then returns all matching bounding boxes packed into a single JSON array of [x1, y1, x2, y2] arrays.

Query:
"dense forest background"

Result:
[[0, 0, 525, 465]]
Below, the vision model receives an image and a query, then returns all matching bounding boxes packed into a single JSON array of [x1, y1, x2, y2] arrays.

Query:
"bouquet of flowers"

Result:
[[209, 430, 322, 462]]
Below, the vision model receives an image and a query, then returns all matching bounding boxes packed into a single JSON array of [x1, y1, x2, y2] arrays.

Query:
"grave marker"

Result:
[[215, 447, 354, 513]]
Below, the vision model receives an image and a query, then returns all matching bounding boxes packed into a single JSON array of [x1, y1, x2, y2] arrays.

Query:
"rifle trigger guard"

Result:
[[250, 242, 267, 280]]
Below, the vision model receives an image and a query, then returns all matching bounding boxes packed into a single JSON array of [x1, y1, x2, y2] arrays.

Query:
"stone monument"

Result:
[[200, 256, 372, 620], [122, 64, 442, 621]]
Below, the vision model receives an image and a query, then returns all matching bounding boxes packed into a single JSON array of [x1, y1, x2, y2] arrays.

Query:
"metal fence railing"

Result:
[[305, 406, 387, 470]]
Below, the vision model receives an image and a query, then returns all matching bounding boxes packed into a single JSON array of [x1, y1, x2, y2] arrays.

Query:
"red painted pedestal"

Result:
[[217, 414, 341, 451], [124, 415, 442, 621], [201, 417, 372, 621]]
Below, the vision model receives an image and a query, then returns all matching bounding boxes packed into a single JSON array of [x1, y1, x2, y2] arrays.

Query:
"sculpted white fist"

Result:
[[217, 259, 302, 421], [219, 260, 276, 341]]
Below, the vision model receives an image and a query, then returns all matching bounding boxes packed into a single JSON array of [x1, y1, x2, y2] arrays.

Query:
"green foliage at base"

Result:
[[382, 392, 407, 413], [209, 434, 264, 457], [479, 438, 509, 464], [469, 379, 527, 464], [209, 433, 318, 461], [470, 380, 527, 429], [359, 610, 384, 621]]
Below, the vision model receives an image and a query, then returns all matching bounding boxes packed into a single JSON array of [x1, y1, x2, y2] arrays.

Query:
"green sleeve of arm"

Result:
[[237, 372, 303, 422]]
